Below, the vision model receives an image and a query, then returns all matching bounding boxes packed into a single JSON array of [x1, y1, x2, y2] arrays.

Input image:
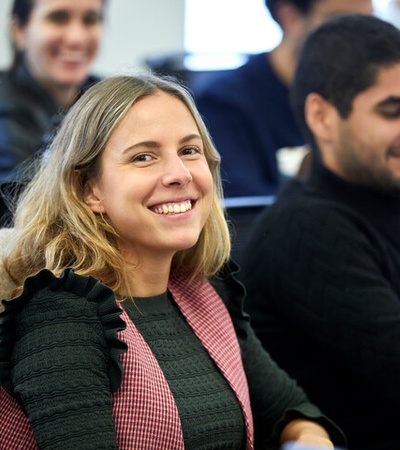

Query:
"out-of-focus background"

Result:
[[0, 0, 396, 77]]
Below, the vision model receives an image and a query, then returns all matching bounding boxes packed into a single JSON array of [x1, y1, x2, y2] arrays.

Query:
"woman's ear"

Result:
[[9, 17, 25, 51], [305, 93, 338, 143], [83, 179, 105, 214]]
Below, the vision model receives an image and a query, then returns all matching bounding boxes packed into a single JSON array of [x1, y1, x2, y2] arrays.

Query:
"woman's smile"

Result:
[[151, 199, 193, 215]]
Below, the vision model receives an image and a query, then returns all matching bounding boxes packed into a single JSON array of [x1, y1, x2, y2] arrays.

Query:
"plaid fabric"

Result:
[[0, 388, 37, 449], [169, 272, 254, 450], [113, 309, 185, 449], [0, 273, 254, 449]]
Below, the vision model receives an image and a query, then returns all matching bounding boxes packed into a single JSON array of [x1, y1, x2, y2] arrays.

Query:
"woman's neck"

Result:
[[45, 83, 80, 108], [29, 69, 80, 107], [124, 255, 172, 298]]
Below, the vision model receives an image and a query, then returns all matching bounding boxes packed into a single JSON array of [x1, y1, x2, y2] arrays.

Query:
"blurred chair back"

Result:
[[224, 195, 275, 261]]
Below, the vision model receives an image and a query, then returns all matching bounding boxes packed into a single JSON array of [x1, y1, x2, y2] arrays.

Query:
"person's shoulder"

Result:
[[0, 69, 37, 112], [82, 74, 102, 91], [196, 52, 270, 100], [239, 180, 356, 268], [252, 177, 362, 236], [233, 52, 270, 77], [260, 179, 317, 217], [0, 70, 19, 99]]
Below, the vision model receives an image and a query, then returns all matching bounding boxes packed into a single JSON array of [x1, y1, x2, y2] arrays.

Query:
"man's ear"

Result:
[[275, 0, 304, 33], [305, 93, 338, 143], [83, 180, 105, 214]]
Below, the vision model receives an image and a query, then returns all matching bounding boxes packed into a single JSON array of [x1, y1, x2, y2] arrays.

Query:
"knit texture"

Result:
[[239, 162, 400, 450], [0, 262, 346, 449], [0, 269, 127, 450], [124, 290, 245, 449]]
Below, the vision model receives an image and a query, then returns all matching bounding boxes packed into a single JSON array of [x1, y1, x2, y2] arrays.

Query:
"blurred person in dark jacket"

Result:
[[0, 0, 106, 182], [195, 0, 373, 198]]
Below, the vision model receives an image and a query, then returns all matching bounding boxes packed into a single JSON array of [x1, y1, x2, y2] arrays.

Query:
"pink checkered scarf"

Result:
[[0, 273, 254, 449]]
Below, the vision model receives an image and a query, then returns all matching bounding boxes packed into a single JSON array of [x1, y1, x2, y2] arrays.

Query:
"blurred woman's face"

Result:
[[13, 0, 104, 93]]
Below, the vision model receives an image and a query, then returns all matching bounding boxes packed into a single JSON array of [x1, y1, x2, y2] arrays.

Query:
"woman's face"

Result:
[[85, 91, 214, 266], [13, 0, 103, 90]]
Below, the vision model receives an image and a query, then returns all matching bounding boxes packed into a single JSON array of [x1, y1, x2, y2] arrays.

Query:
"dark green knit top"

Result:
[[123, 291, 245, 449], [0, 265, 347, 450]]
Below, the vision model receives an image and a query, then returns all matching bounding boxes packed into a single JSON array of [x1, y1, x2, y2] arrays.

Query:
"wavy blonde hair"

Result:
[[4, 74, 231, 295]]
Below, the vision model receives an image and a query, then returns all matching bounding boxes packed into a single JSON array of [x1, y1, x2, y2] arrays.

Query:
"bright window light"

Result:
[[184, 0, 395, 67], [184, 0, 282, 57]]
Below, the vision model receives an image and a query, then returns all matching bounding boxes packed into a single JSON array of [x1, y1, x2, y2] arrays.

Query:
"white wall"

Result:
[[0, 0, 185, 76]]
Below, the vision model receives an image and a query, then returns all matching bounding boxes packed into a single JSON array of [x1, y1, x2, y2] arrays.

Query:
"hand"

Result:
[[280, 419, 334, 449], [281, 442, 335, 450]]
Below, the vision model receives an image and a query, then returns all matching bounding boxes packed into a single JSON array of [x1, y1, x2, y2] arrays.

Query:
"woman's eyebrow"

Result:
[[179, 134, 202, 145], [122, 141, 160, 154], [121, 134, 202, 154]]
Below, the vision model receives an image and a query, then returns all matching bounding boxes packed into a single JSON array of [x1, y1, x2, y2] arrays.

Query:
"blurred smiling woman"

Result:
[[0, 0, 105, 182]]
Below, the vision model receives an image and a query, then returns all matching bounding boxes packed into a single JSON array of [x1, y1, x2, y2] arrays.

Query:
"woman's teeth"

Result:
[[154, 200, 192, 215]]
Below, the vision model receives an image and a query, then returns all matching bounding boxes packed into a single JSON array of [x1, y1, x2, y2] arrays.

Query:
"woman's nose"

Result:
[[161, 157, 193, 187], [63, 20, 92, 44]]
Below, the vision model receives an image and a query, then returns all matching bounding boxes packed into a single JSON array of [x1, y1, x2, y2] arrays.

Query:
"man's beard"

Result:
[[337, 133, 400, 193]]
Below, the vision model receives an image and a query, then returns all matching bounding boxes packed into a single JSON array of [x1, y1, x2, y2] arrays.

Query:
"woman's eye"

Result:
[[181, 146, 201, 156], [47, 11, 69, 24], [46, 11, 103, 26], [84, 12, 104, 25], [133, 154, 153, 163]]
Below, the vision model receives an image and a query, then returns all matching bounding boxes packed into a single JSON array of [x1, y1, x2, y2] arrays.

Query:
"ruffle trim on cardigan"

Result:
[[0, 268, 128, 396]]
